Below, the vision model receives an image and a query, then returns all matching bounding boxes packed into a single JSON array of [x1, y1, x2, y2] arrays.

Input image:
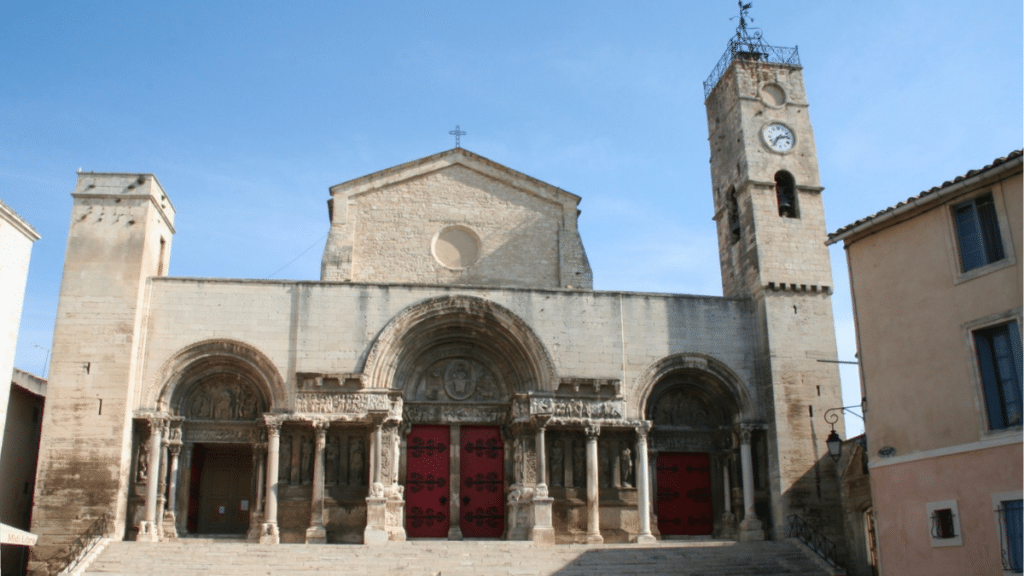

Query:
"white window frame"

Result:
[[926, 499, 963, 547], [992, 490, 1024, 575]]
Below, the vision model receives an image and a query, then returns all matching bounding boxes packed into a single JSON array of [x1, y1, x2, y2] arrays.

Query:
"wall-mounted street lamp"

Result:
[[823, 406, 864, 462]]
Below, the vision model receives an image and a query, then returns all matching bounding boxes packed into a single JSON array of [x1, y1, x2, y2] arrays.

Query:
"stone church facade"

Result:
[[29, 36, 847, 567]]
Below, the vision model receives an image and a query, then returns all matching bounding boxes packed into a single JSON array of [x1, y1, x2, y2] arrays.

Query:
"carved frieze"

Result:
[[183, 425, 258, 444], [651, 430, 729, 453], [403, 403, 507, 424], [529, 396, 625, 421], [294, 392, 401, 418]]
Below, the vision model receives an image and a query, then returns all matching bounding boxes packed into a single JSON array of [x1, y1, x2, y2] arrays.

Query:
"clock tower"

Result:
[[704, 18, 846, 543]]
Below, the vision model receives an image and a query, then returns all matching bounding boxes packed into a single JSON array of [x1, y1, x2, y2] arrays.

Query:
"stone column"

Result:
[[585, 424, 603, 544], [163, 443, 181, 539], [176, 443, 193, 535], [738, 426, 764, 541], [364, 416, 388, 545], [530, 417, 555, 545], [156, 421, 170, 538], [248, 442, 267, 542], [306, 421, 329, 543], [634, 422, 655, 544], [260, 418, 282, 544], [137, 416, 164, 541]]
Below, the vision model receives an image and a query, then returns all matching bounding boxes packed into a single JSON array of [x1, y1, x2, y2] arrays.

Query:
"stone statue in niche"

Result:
[[349, 438, 365, 486], [572, 440, 584, 489], [185, 379, 262, 421], [300, 436, 314, 484], [549, 439, 564, 487], [325, 436, 340, 485], [619, 442, 634, 488], [653, 390, 714, 428], [136, 441, 149, 482], [279, 434, 292, 483]]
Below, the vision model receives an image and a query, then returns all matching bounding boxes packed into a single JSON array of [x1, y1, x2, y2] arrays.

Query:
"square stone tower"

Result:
[[29, 174, 175, 565], [704, 29, 846, 541]]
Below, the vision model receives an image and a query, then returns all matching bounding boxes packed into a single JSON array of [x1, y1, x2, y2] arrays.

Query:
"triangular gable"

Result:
[[329, 148, 581, 207]]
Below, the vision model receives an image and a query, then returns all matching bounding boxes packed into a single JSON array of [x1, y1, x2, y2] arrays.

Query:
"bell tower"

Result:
[[703, 8, 846, 544]]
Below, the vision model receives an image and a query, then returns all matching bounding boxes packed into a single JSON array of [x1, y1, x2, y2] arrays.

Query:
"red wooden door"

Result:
[[405, 425, 450, 537], [657, 452, 713, 535], [459, 426, 504, 537]]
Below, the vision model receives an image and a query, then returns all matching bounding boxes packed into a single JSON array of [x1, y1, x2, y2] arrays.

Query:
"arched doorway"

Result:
[[175, 374, 267, 535], [638, 355, 750, 539], [363, 295, 556, 540]]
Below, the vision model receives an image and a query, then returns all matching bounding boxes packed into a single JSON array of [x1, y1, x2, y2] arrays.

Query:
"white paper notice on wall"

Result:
[[241, 500, 249, 511], [218, 506, 225, 514]]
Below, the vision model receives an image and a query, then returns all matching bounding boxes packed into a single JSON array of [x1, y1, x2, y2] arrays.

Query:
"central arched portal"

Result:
[[364, 295, 556, 540]]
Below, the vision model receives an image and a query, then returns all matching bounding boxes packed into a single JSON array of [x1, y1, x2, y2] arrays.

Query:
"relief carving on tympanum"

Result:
[[411, 358, 506, 402], [184, 379, 263, 421]]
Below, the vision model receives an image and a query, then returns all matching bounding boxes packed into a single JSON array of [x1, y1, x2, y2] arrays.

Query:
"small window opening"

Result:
[[158, 237, 167, 276], [775, 171, 799, 218], [727, 187, 741, 242], [931, 509, 956, 539]]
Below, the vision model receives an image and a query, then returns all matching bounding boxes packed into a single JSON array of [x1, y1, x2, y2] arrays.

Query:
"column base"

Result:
[[247, 512, 264, 542], [305, 525, 327, 544], [135, 521, 160, 542], [636, 533, 657, 544], [364, 496, 389, 546], [259, 523, 280, 545], [739, 517, 764, 541], [161, 512, 178, 540], [529, 497, 555, 545], [585, 532, 604, 544]]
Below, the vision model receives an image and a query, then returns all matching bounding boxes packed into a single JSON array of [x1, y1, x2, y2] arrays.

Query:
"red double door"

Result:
[[404, 425, 504, 538], [657, 452, 713, 535]]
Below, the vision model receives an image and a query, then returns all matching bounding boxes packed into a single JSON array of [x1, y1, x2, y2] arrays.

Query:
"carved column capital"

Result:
[[533, 414, 551, 430], [634, 420, 652, 439], [263, 414, 287, 435], [168, 443, 181, 457], [585, 424, 601, 438]]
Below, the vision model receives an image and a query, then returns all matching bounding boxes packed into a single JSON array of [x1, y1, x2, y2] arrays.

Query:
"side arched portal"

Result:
[[136, 340, 286, 538], [636, 354, 755, 540]]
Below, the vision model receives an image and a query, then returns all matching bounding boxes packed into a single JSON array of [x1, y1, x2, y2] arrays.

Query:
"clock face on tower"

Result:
[[762, 123, 794, 153]]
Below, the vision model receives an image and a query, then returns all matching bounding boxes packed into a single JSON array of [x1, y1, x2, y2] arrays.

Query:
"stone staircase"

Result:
[[81, 538, 839, 576]]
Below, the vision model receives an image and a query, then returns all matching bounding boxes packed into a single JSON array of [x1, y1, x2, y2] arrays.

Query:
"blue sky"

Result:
[[3, 1, 1022, 437]]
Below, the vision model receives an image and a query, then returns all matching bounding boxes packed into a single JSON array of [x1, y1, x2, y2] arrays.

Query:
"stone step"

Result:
[[84, 539, 835, 576]]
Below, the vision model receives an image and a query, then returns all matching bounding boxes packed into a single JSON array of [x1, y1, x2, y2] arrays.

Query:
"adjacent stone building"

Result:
[[829, 150, 1023, 575], [29, 31, 848, 571]]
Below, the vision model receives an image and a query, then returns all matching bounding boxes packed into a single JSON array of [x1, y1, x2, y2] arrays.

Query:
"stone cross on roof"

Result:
[[449, 125, 466, 148]]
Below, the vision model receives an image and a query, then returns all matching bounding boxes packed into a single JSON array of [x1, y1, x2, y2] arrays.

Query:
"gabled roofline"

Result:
[[0, 199, 40, 241], [827, 150, 1023, 245], [328, 148, 582, 204]]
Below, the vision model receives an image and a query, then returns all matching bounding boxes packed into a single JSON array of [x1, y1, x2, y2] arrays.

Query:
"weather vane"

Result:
[[449, 125, 466, 148], [731, 2, 760, 43]]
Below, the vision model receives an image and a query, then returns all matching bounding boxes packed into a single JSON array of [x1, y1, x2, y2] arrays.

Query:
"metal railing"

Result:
[[786, 514, 841, 569], [45, 513, 110, 575], [703, 36, 801, 99]]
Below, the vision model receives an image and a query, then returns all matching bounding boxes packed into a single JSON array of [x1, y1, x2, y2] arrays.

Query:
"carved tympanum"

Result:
[[413, 358, 505, 402], [652, 390, 715, 428], [184, 378, 264, 421]]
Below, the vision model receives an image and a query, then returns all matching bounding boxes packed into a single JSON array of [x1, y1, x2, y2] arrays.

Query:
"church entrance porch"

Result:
[[191, 444, 253, 535], [656, 452, 712, 536]]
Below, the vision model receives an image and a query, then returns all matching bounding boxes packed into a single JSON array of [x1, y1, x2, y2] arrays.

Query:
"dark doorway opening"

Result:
[[187, 444, 253, 535]]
